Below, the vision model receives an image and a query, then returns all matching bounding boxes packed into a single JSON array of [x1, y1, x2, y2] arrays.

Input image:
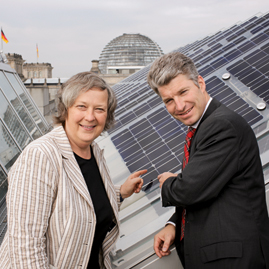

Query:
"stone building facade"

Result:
[[23, 63, 53, 79], [5, 53, 25, 80], [90, 60, 129, 86]]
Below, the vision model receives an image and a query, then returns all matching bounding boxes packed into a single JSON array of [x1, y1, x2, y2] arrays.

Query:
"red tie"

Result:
[[180, 127, 196, 241]]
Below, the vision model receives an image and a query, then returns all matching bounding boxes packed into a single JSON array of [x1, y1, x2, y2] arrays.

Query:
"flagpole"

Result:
[[36, 44, 38, 63], [1, 28, 8, 51], [1, 28, 3, 52]]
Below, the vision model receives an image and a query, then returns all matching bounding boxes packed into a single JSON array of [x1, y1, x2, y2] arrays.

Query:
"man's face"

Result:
[[158, 74, 210, 126]]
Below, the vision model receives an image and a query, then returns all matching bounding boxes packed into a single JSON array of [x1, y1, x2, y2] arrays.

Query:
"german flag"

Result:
[[1, 29, 8, 44]]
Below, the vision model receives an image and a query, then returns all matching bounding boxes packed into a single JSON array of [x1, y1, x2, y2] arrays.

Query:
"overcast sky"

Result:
[[1, 0, 269, 78]]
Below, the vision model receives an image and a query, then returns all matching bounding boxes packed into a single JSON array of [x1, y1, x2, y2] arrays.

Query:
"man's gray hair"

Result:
[[54, 71, 117, 131], [147, 52, 199, 95]]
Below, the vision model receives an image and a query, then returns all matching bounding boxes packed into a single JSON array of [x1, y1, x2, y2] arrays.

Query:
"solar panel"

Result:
[[104, 12, 269, 268], [226, 43, 269, 105], [107, 12, 269, 196]]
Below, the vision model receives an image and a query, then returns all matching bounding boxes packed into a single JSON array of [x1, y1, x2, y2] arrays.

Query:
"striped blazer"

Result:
[[0, 126, 121, 269]]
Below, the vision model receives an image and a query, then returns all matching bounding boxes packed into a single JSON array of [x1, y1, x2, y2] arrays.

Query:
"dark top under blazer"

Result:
[[162, 98, 269, 269]]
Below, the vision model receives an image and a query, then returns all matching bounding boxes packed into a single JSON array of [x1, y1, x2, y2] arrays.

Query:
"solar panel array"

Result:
[[109, 12, 269, 192]]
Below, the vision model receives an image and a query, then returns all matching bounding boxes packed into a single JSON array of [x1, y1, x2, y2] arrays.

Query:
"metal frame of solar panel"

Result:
[[108, 12, 269, 195]]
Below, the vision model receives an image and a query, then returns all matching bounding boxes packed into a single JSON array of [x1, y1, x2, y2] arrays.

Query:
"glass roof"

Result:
[[0, 55, 50, 245]]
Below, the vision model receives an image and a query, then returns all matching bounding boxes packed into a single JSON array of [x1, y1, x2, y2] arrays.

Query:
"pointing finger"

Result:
[[132, 169, 147, 177]]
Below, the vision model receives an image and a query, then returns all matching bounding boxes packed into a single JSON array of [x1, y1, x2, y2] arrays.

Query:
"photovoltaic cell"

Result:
[[134, 103, 151, 117], [231, 25, 241, 33], [208, 40, 217, 47], [211, 43, 223, 50], [238, 41, 256, 52], [211, 49, 225, 58], [245, 22, 257, 31], [253, 17, 266, 25], [199, 65, 215, 77], [251, 33, 269, 45], [234, 28, 248, 36], [200, 56, 213, 65], [252, 80, 269, 97], [239, 70, 263, 87], [233, 65, 254, 78], [262, 20, 269, 28], [257, 62, 269, 76], [226, 34, 238, 42], [223, 30, 233, 37], [251, 26, 264, 35], [224, 49, 242, 61], [210, 57, 228, 69], [233, 36, 246, 45], [222, 43, 236, 51]]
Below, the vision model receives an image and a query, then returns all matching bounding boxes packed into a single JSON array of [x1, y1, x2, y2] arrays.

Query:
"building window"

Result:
[[108, 69, 118, 74], [122, 69, 129, 74]]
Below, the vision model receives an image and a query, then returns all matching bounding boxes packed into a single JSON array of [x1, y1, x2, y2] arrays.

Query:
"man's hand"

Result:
[[120, 169, 147, 199], [154, 224, 176, 258], [158, 172, 177, 188]]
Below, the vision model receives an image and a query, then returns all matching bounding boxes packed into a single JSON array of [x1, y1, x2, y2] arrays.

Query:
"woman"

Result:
[[0, 72, 146, 268]]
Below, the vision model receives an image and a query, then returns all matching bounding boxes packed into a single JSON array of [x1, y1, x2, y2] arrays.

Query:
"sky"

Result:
[[1, 0, 269, 78]]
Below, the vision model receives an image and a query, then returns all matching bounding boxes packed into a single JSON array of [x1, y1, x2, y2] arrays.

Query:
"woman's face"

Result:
[[65, 87, 108, 151]]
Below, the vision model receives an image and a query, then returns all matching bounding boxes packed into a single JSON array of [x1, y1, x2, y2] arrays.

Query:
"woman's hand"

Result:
[[120, 169, 147, 199]]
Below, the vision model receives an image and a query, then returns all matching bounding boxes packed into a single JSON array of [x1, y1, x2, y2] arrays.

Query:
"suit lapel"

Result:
[[52, 126, 94, 209], [62, 156, 94, 208], [198, 98, 221, 128], [190, 98, 221, 155]]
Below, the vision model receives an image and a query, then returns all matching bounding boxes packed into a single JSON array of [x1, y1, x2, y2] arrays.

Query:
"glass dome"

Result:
[[99, 33, 163, 74]]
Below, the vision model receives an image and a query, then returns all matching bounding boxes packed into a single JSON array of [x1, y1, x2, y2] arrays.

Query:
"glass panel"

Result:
[[5, 72, 47, 133], [264, 165, 269, 184], [0, 165, 8, 246], [0, 166, 7, 206], [0, 120, 21, 171], [0, 90, 32, 149], [0, 72, 42, 139]]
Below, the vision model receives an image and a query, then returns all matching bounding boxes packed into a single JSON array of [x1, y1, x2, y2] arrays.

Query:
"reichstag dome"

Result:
[[98, 33, 163, 74]]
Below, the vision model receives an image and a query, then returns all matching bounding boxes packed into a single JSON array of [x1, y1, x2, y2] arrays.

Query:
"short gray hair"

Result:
[[54, 72, 117, 131], [147, 52, 199, 95]]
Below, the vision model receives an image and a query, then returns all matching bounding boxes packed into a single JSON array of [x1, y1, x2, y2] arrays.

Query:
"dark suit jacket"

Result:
[[162, 98, 269, 268]]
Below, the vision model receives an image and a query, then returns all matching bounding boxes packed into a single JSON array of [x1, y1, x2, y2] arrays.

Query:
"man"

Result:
[[147, 52, 269, 268]]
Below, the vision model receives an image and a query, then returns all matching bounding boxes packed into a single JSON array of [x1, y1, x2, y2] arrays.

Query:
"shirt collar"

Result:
[[191, 97, 212, 129]]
